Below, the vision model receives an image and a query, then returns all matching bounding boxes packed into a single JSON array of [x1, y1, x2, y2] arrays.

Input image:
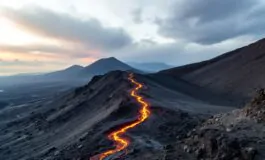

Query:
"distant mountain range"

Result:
[[128, 62, 173, 72], [42, 57, 136, 79], [82, 57, 136, 75], [0, 57, 137, 86], [0, 58, 173, 87]]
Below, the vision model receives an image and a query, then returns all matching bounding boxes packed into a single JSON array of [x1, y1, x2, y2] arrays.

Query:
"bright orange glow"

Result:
[[90, 73, 151, 160]]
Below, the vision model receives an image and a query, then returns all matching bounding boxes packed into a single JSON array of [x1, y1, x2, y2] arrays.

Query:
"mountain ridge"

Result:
[[0, 57, 138, 86], [128, 62, 174, 72], [160, 38, 265, 104], [81, 57, 135, 76]]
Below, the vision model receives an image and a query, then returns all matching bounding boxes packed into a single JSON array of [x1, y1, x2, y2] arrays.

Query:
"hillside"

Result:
[[128, 62, 173, 72], [0, 71, 234, 160], [160, 38, 265, 104], [43, 65, 84, 79], [82, 57, 135, 76], [175, 89, 265, 160]]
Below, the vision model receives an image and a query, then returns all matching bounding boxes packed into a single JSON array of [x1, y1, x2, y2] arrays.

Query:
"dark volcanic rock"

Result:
[[184, 128, 257, 160], [244, 89, 265, 122], [181, 89, 265, 160]]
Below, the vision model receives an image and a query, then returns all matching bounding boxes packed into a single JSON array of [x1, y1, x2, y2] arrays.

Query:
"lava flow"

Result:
[[90, 73, 151, 160]]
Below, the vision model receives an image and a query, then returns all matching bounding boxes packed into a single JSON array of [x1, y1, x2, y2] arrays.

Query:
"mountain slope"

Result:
[[44, 57, 136, 79], [177, 90, 265, 160], [0, 71, 234, 160], [81, 57, 135, 76], [160, 38, 265, 103], [43, 65, 84, 79], [0, 57, 137, 86], [128, 62, 173, 72], [0, 71, 131, 160], [159, 61, 210, 77]]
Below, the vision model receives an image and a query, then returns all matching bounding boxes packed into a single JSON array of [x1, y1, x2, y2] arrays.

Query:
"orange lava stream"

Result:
[[90, 73, 151, 160]]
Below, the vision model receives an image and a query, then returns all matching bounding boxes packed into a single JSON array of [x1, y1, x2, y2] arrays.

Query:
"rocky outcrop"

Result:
[[181, 89, 265, 160], [244, 89, 265, 122]]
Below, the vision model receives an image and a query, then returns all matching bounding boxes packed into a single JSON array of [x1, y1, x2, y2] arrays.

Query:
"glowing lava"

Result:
[[90, 73, 151, 160]]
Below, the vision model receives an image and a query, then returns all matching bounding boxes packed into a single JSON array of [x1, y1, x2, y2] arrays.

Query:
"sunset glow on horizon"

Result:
[[0, 8, 99, 75], [1, 0, 264, 75]]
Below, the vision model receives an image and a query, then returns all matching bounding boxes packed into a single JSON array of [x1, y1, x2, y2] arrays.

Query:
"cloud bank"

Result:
[[157, 0, 265, 44], [1, 0, 265, 75], [1, 6, 132, 50]]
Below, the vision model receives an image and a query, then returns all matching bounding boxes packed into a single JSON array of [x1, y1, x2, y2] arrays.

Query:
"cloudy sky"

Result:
[[0, 0, 265, 75]]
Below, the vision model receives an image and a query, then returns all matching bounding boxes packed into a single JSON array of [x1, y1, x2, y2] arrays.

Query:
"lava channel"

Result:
[[90, 73, 151, 160]]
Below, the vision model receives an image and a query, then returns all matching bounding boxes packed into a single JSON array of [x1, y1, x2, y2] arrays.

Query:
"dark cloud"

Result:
[[117, 36, 254, 65], [175, 0, 253, 23], [116, 41, 195, 65], [1, 6, 132, 50], [0, 60, 42, 66], [131, 8, 143, 24], [0, 59, 68, 76], [157, 0, 265, 44], [118, 42, 207, 66], [0, 44, 96, 58], [0, 59, 66, 67]]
